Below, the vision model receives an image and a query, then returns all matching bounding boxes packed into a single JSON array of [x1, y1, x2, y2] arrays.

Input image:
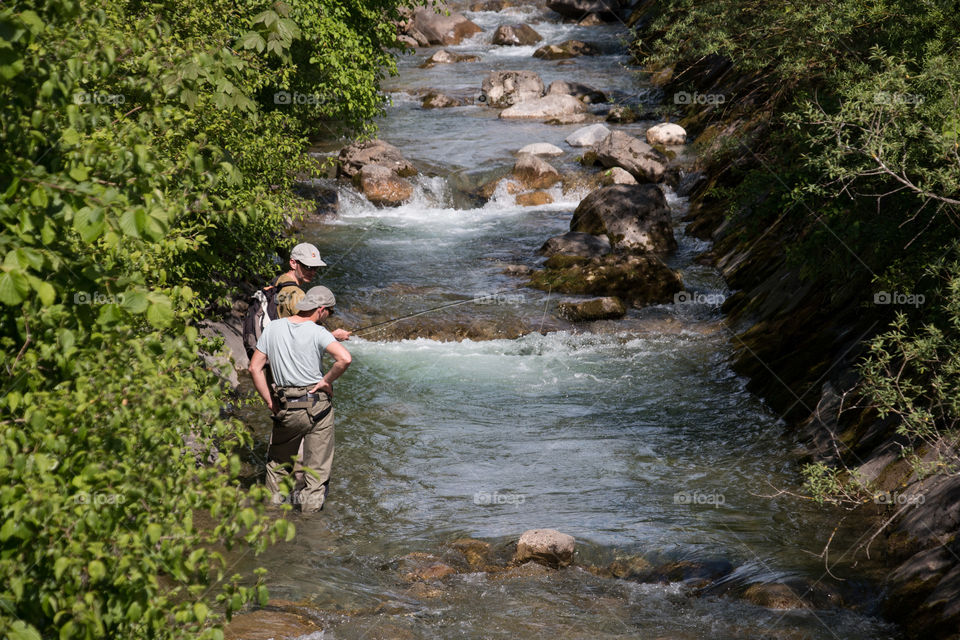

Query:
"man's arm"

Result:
[[309, 341, 351, 397], [248, 349, 277, 413], [331, 328, 351, 341]]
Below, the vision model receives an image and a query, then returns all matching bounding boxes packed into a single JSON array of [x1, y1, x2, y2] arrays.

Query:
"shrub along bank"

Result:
[[0, 0, 414, 638], [628, 0, 960, 634]]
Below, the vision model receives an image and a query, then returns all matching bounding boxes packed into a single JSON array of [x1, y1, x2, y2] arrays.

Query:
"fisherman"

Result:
[[276, 242, 351, 341], [248, 286, 352, 511]]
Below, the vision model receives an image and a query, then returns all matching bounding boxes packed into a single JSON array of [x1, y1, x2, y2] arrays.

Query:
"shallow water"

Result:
[[235, 3, 900, 638]]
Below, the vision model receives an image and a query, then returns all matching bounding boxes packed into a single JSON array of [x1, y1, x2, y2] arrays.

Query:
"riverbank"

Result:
[[629, 3, 960, 635]]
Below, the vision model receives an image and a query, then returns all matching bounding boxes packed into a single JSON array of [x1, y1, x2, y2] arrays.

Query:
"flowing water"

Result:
[[234, 4, 900, 638]]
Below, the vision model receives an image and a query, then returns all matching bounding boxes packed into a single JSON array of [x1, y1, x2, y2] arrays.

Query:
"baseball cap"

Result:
[[295, 286, 337, 311], [289, 243, 327, 267]]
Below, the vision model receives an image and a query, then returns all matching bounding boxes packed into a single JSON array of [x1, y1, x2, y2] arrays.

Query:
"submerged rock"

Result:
[[223, 610, 321, 640], [546, 80, 606, 103], [517, 142, 564, 157], [500, 94, 586, 119], [571, 184, 677, 253], [516, 190, 554, 206], [646, 122, 687, 145], [481, 70, 544, 108], [421, 92, 461, 109], [533, 40, 600, 60], [491, 23, 542, 46], [594, 130, 668, 183], [420, 49, 480, 68], [529, 253, 683, 305], [539, 231, 611, 258], [557, 296, 626, 321], [514, 529, 576, 568]]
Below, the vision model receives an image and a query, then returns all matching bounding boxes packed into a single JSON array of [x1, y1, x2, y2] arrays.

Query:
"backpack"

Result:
[[242, 279, 299, 357]]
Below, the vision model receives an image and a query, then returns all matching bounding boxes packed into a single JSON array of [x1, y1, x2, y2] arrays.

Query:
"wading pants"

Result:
[[266, 386, 334, 512]]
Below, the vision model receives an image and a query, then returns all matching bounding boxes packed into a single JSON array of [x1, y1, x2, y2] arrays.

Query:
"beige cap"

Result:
[[295, 286, 336, 311], [290, 242, 327, 267]]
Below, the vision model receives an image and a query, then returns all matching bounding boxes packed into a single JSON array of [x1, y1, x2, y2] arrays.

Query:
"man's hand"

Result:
[[309, 379, 333, 398], [332, 328, 351, 341]]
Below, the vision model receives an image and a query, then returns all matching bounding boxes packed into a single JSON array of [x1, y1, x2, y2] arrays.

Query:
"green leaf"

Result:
[[121, 291, 149, 314], [88, 560, 106, 582], [7, 621, 42, 640], [118, 209, 147, 238], [0, 269, 30, 305], [73, 207, 105, 243], [69, 165, 89, 182], [146, 523, 162, 544], [237, 31, 265, 52], [145, 295, 174, 327], [29, 187, 48, 209], [27, 276, 56, 306], [96, 303, 123, 326], [193, 602, 208, 623]]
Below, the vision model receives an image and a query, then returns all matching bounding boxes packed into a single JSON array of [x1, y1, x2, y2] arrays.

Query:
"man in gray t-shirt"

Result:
[[249, 286, 352, 511]]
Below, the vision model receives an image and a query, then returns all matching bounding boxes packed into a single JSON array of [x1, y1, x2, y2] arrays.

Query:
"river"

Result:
[[234, 3, 899, 638]]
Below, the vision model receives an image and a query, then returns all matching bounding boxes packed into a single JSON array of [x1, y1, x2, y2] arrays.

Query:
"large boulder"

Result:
[[539, 231, 611, 258], [513, 529, 576, 568], [558, 297, 626, 321], [594, 130, 667, 183], [570, 184, 676, 253], [546, 80, 606, 104], [337, 139, 417, 179], [533, 40, 600, 60], [511, 153, 560, 189], [409, 8, 483, 45], [646, 122, 687, 145], [420, 49, 480, 68], [357, 165, 413, 207], [547, 0, 620, 20], [480, 70, 544, 108], [529, 253, 683, 305], [500, 94, 586, 119], [565, 123, 610, 147], [517, 142, 564, 157], [491, 23, 542, 46]]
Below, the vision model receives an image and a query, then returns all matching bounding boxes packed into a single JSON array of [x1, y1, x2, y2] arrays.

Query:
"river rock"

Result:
[[571, 184, 676, 253], [409, 8, 483, 46], [358, 165, 413, 207], [546, 80, 606, 104], [470, 0, 514, 9], [605, 105, 638, 123], [514, 529, 575, 568], [539, 231, 611, 258], [533, 40, 600, 60], [491, 23, 542, 46], [500, 94, 586, 119], [511, 153, 560, 189], [337, 138, 417, 179], [600, 167, 637, 186], [577, 13, 605, 25], [223, 610, 322, 640], [450, 538, 492, 568], [397, 34, 418, 48], [544, 113, 590, 125], [565, 123, 610, 147], [517, 142, 564, 157], [594, 130, 667, 182], [547, 0, 620, 20], [646, 122, 687, 145], [530, 254, 683, 304], [420, 49, 480, 68], [742, 583, 811, 609], [558, 296, 626, 321], [422, 92, 461, 109], [481, 70, 544, 108], [516, 191, 554, 206]]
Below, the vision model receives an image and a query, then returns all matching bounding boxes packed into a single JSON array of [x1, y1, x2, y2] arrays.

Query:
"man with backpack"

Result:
[[242, 242, 350, 360]]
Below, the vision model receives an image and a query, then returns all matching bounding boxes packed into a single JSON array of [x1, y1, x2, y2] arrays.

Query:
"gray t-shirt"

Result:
[[255, 318, 336, 387]]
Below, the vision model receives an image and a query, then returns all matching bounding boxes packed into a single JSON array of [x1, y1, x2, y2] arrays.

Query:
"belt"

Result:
[[284, 392, 323, 403]]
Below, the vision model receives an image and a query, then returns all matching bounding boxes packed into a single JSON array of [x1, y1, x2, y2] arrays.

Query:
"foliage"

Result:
[[0, 0, 414, 637]]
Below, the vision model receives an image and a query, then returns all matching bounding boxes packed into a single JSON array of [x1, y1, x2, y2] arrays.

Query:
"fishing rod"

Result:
[[350, 289, 525, 337]]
